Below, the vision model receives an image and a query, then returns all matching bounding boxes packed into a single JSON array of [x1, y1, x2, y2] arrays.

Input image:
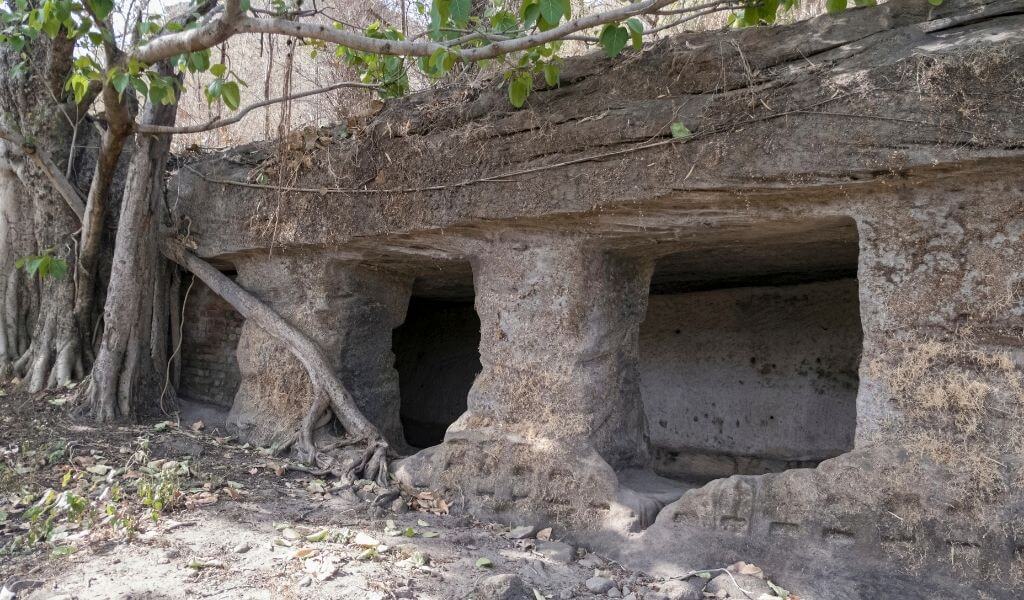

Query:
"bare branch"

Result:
[[131, 0, 724, 65], [136, 80, 379, 134], [131, 0, 242, 64], [0, 126, 85, 220]]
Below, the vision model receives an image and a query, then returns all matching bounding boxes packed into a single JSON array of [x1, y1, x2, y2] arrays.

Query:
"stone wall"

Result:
[[639, 279, 862, 481], [178, 277, 243, 408]]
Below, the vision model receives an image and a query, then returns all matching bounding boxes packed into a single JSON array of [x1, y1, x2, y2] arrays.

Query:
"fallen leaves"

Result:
[[409, 490, 449, 515], [475, 557, 494, 569]]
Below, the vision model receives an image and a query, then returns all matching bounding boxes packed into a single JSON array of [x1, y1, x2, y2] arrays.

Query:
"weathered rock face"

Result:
[[172, 0, 1024, 597], [226, 256, 411, 448]]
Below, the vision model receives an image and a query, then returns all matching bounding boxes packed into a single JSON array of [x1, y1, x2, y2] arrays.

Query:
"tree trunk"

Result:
[[86, 79, 178, 422], [161, 239, 391, 485], [0, 17, 89, 391]]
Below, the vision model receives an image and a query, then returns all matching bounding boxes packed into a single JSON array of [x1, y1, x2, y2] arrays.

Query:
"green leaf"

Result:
[[209, 63, 227, 77], [767, 580, 789, 599], [449, 0, 470, 26], [88, 0, 113, 21], [221, 81, 240, 110], [598, 24, 629, 58], [189, 51, 209, 73], [51, 544, 76, 557], [539, 0, 562, 26], [559, 0, 571, 19], [47, 258, 68, 280], [541, 63, 559, 87], [521, 2, 540, 28], [129, 76, 148, 98], [927, 0, 943, 4], [626, 18, 643, 50], [475, 557, 493, 568], [825, 0, 847, 13], [508, 72, 532, 108], [41, 15, 61, 38], [111, 71, 129, 97], [670, 121, 691, 139]]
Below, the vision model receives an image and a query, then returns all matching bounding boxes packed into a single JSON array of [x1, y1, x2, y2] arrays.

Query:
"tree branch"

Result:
[[131, 0, 710, 65], [131, 0, 242, 65], [0, 126, 85, 221], [136, 80, 378, 134]]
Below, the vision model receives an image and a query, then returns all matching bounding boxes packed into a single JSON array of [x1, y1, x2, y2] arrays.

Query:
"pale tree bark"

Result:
[[0, 15, 88, 391], [86, 67, 179, 421]]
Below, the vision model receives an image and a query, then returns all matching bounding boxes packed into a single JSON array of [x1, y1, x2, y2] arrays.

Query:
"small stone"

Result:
[[298, 576, 312, 587], [653, 580, 702, 600], [607, 588, 622, 598], [577, 554, 604, 569], [474, 574, 531, 600], [508, 525, 538, 540], [585, 577, 615, 594], [706, 574, 772, 599], [536, 540, 574, 564], [390, 497, 409, 514], [352, 532, 381, 547], [281, 528, 302, 540], [558, 589, 574, 600], [233, 542, 250, 554], [622, 594, 638, 600], [392, 586, 415, 599]]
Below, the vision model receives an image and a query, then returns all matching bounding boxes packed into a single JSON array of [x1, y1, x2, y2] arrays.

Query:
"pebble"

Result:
[[392, 586, 415, 599], [607, 588, 622, 598], [655, 579, 703, 600], [390, 497, 409, 514], [298, 576, 312, 588], [577, 554, 605, 569], [233, 542, 250, 554], [508, 525, 538, 540], [622, 594, 638, 600], [706, 573, 773, 599], [474, 574, 530, 600], [585, 576, 615, 594], [536, 540, 574, 564]]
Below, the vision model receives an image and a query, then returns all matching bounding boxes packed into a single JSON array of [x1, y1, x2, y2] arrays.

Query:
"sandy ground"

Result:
[[0, 386, 792, 600]]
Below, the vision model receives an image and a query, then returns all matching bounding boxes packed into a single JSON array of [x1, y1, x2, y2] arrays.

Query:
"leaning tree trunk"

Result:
[[0, 18, 89, 391], [161, 239, 392, 485], [86, 81, 178, 422]]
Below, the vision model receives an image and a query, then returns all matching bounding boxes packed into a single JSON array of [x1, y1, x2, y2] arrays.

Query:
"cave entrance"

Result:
[[639, 216, 862, 485], [393, 268, 481, 450]]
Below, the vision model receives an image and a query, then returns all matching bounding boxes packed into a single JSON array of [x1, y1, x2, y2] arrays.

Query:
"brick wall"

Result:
[[178, 277, 244, 408]]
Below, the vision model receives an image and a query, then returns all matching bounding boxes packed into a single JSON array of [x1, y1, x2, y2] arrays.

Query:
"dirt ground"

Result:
[[0, 384, 795, 600]]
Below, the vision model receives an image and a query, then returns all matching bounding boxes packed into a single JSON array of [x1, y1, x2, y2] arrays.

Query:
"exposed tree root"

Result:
[[161, 238, 392, 485]]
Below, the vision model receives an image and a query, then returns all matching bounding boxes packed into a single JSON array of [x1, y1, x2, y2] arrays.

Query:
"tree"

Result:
[[0, 0, 943, 481]]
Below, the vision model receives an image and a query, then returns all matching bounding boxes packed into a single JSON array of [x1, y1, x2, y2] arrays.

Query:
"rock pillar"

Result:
[[227, 255, 411, 448], [461, 237, 654, 468], [400, 235, 654, 524]]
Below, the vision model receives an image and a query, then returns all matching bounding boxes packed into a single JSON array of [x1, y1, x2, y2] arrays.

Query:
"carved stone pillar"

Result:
[[397, 235, 656, 525], [460, 236, 654, 468], [227, 255, 411, 448]]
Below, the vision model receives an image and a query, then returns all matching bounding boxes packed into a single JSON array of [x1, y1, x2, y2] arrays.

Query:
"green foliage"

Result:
[[0, 0, 957, 120], [14, 250, 68, 280], [136, 469, 181, 522], [670, 121, 692, 139], [598, 23, 629, 58], [338, 22, 410, 98], [508, 72, 532, 107]]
